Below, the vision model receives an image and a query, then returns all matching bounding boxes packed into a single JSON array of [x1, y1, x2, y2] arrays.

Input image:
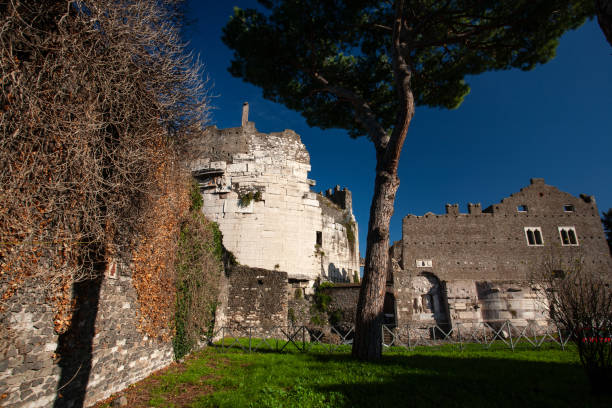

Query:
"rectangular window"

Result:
[[517, 205, 528, 212], [316, 231, 322, 246], [416, 259, 433, 267], [524, 227, 544, 246], [558, 226, 579, 246], [563, 205, 575, 212]]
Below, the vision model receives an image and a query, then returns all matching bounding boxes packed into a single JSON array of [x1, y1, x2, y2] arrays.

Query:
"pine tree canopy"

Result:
[[222, 0, 594, 139]]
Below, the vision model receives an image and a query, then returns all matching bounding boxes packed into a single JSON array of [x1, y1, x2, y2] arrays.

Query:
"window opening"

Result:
[[517, 205, 528, 212], [524, 227, 543, 246], [527, 229, 535, 245], [560, 229, 569, 245], [316, 231, 322, 246], [534, 229, 543, 245], [416, 259, 433, 267], [563, 205, 575, 212], [568, 229, 577, 244], [559, 226, 578, 246]]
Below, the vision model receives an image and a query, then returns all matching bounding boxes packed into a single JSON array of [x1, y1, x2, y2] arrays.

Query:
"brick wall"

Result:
[[400, 178, 611, 282], [390, 179, 612, 330]]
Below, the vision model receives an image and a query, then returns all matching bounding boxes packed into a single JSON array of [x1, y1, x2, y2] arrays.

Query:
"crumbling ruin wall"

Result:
[[0, 269, 173, 408], [324, 284, 361, 326], [188, 110, 360, 283], [222, 266, 288, 336], [217, 267, 363, 335], [316, 190, 359, 283]]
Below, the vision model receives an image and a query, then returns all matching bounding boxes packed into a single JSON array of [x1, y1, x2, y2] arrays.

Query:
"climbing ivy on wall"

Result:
[[310, 281, 334, 326], [342, 214, 356, 254], [173, 181, 224, 359], [131, 165, 190, 342]]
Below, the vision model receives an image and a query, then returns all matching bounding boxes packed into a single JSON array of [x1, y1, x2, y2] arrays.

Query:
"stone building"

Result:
[[186, 103, 360, 284], [389, 178, 612, 330]]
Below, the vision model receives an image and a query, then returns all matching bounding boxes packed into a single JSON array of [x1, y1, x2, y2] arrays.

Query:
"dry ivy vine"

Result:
[[0, 0, 210, 336]]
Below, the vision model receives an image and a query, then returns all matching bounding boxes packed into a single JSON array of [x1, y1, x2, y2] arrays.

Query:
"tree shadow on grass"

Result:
[[309, 353, 612, 408]]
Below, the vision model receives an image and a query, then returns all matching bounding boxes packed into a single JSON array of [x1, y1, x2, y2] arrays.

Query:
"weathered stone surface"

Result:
[[187, 111, 359, 283], [216, 266, 288, 337], [390, 179, 612, 329], [0, 271, 174, 408]]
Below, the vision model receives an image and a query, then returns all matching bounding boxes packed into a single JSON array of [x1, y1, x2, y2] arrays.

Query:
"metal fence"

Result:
[[206, 322, 612, 353]]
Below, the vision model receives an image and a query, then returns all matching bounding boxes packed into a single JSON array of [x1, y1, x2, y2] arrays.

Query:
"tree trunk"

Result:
[[351, 169, 400, 360], [351, 0, 414, 361]]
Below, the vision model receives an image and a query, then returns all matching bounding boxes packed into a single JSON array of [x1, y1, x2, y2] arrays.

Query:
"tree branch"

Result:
[[312, 71, 388, 151], [382, 0, 413, 172]]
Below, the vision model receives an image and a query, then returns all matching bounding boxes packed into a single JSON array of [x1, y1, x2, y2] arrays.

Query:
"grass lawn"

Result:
[[95, 342, 612, 408]]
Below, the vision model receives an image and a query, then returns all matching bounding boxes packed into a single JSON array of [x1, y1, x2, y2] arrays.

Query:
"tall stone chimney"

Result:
[[241, 102, 249, 127]]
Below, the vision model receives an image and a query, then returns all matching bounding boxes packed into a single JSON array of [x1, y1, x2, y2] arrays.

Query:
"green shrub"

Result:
[[288, 308, 296, 325], [310, 281, 334, 325], [329, 309, 343, 325], [238, 192, 254, 207], [238, 189, 263, 207], [173, 181, 224, 359], [190, 180, 203, 212]]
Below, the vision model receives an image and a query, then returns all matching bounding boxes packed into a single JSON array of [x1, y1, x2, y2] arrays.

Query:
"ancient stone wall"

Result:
[[287, 297, 313, 327], [188, 113, 359, 283], [400, 178, 610, 281], [0, 269, 173, 408], [392, 178, 611, 329], [323, 186, 353, 214], [316, 193, 359, 283], [220, 266, 288, 336], [324, 285, 361, 326]]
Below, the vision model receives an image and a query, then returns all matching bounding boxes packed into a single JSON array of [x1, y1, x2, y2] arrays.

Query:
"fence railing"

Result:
[[206, 322, 612, 353]]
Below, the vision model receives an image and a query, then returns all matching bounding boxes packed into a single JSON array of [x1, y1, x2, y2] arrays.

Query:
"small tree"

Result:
[[531, 248, 612, 394]]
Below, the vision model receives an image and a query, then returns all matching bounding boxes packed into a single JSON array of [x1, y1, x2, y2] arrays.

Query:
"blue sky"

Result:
[[186, 1, 612, 258]]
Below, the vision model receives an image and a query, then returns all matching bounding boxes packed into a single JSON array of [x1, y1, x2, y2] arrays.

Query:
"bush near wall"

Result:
[[174, 182, 224, 359], [310, 281, 334, 326]]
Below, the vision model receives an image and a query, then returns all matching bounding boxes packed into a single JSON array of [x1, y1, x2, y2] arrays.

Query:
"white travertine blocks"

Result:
[[210, 161, 226, 169], [227, 162, 247, 173], [302, 199, 320, 207], [223, 199, 254, 214], [196, 126, 360, 282]]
